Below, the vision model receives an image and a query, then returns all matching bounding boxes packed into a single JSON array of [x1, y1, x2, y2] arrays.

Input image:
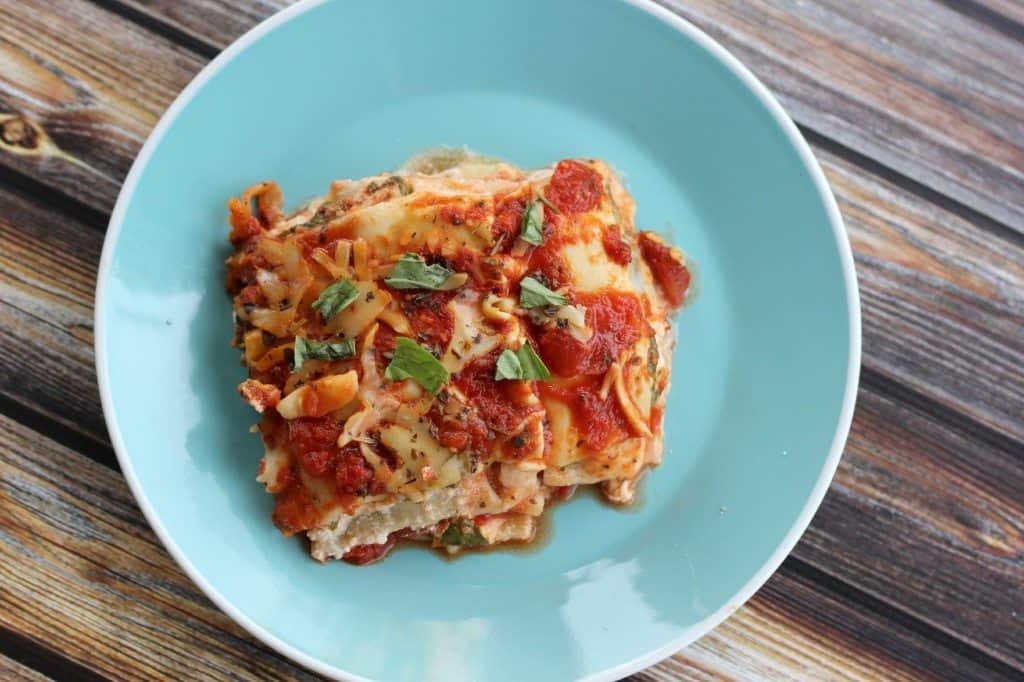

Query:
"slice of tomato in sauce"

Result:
[[638, 232, 690, 308], [545, 160, 604, 215], [541, 377, 634, 451], [601, 226, 632, 265], [396, 290, 454, 351], [536, 291, 644, 377]]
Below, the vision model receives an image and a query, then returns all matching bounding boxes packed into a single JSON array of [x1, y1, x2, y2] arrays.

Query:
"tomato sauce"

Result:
[[492, 195, 525, 250], [545, 160, 603, 215], [236, 283, 265, 306], [432, 353, 538, 455], [526, 235, 572, 289], [638, 232, 690, 308], [334, 444, 374, 495], [289, 416, 343, 457], [541, 377, 634, 451], [272, 480, 319, 536], [601, 226, 632, 265], [396, 290, 454, 350], [536, 291, 644, 377]]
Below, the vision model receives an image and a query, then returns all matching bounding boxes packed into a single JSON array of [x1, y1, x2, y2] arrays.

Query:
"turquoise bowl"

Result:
[[95, 1, 860, 679]]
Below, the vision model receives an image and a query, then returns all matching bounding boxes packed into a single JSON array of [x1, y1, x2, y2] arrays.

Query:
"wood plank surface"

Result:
[[90, 0, 1024, 230], [967, 0, 1024, 29], [0, 0, 1021, 679], [0, 414, 319, 681], [0, 655, 51, 682], [0, 411, 1013, 682], [0, 0, 203, 213]]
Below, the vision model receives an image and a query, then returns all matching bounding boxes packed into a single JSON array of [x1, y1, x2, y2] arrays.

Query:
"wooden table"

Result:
[[0, 1, 1021, 679]]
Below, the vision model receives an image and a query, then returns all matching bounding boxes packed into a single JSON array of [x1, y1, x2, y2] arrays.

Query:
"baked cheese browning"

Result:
[[227, 152, 692, 564]]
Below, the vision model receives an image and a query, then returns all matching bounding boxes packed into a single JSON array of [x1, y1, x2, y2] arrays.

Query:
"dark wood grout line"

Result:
[[782, 556, 1024, 678], [860, 366, 1024, 462], [0, 624, 105, 682], [0, 164, 109, 232], [933, 0, 1024, 44], [798, 125, 1024, 250], [86, 0, 221, 59], [0, 393, 119, 471]]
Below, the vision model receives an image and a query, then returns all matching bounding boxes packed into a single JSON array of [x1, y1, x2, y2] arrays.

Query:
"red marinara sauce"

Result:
[[601, 226, 632, 266], [433, 352, 538, 454], [545, 160, 604, 215], [541, 377, 634, 451], [492, 195, 526, 249], [536, 291, 644, 377], [288, 417, 374, 495], [638, 232, 690, 308], [396, 290, 455, 350]]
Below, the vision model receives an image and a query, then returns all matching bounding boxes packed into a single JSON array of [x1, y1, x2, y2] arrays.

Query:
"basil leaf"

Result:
[[385, 337, 449, 393], [440, 520, 487, 547], [384, 253, 459, 290], [495, 344, 551, 381], [514, 343, 551, 380], [294, 336, 356, 371], [519, 276, 569, 309], [519, 201, 544, 245], [311, 278, 359, 321], [495, 349, 523, 380]]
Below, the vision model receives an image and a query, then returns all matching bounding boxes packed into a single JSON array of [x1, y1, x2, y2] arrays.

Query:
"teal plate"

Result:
[[95, 1, 860, 680]]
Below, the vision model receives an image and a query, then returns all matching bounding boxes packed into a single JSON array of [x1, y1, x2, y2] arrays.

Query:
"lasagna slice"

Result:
[[225, 152, 692, 563]]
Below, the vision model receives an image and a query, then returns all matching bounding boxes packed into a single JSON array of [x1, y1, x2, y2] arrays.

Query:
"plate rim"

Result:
[[93, 0, 862, 679]]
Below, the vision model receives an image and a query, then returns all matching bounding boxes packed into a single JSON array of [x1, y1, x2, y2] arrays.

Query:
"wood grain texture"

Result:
[[825, 147, 1024, 443], [0, 0, 203, 213], [0, 185, 105, 445], [966, 0, 1024, 29], [0, 75, 1021, 669], [0, 0, 1021, 679], [0, 655, 51, 682], [88, 0, 1024, 230], [803, 383, 1024, 669], [634, 562, 1019, 682], [0, 410, 1014, 682], [661, 0, 1024, 231], [0, 413, 319, 680]]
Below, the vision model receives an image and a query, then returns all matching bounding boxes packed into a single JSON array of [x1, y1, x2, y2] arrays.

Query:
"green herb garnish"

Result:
[[495, 344, 551, 381], [311, 279, 359, 321], [385, 337, 450, 393], [294, 336, 356, 371], [519, 201, 544, 245], [384, 253, 464, 290], [440, 520, 487, 547], [519, 276, 569, 309]]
